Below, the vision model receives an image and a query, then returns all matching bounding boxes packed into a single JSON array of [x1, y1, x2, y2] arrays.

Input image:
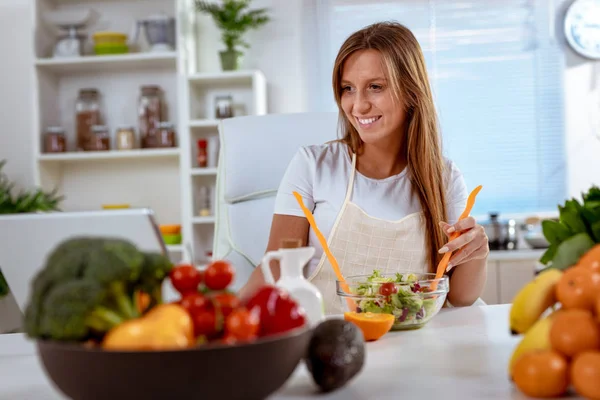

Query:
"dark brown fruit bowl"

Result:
[[36, 326, 313, 400]]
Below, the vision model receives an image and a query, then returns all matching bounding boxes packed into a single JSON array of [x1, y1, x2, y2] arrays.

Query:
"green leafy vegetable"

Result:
[[539, 185, 600, 269]]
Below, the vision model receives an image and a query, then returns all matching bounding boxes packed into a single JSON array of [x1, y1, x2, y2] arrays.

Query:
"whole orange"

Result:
[[571, 351, 600, 400], [550, 309, 600, 357], [555, 266, 600, 311], [577, 244, 600, 273], [512, 350, 569, 398]]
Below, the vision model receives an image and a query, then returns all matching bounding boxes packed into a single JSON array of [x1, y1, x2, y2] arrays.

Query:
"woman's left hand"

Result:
[[438, 217, 489, 272]]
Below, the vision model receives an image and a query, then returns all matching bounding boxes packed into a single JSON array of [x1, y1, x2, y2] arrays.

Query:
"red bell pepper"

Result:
[[245, 285, 306, 337]]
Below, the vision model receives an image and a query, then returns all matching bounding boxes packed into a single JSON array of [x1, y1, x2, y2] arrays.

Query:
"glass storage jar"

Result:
[[44, 126, 67, 153], [156, 122, 176, 148], [215, 95, 233, 119], [88, 125, 111, 151], [76, 88, 102, 152], [116, 126, 135, 150], [138, 85, 163, 148]]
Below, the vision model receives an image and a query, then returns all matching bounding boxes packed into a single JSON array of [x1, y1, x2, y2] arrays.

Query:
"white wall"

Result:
[[557, 0, 600, 198], [0, 0, 598, 199], [0, 0, 35, 191], [193, 0, 309, 113]]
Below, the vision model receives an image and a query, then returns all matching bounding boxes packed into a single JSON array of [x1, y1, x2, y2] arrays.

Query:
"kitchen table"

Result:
[[0, 304, 582, 399]]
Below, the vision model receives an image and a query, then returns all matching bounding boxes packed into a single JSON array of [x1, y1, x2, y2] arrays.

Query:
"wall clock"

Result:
[[564, 0, 600, 59]]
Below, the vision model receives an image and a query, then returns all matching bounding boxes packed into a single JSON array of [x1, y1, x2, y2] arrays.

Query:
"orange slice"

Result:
[[343, 312, 395, 341]]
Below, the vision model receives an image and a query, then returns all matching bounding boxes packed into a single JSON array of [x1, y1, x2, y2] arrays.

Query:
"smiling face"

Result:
[[340, 49, 407, 148]]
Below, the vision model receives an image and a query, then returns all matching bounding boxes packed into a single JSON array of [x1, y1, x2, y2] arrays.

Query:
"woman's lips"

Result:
[[356, 115, 382, 128]]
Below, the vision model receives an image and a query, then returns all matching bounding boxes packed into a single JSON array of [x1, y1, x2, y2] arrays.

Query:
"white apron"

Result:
[[308, 152, 429, 315]]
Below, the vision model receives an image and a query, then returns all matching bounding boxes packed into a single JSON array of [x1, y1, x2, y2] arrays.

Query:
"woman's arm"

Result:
[[238, 214, 309, 302], [439, 218, 489, 306]]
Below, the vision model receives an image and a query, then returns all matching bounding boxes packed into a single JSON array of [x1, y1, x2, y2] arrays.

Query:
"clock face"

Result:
[[564, 0, 600, 59]]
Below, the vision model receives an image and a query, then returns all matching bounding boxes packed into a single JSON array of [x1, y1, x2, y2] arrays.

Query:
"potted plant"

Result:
[[196, 0, 271, 71], [0, 160, 64, 299]]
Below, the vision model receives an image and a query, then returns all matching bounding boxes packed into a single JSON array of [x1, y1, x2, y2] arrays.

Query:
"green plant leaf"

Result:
[[551, 232, 595, 270], [0, 268, 9, 298], [559, 202, 587, 235], [539, 243, 557, 265], [592, 221, 600, 243], [195, 0, 270, 52], [541, 220, 571, 245]]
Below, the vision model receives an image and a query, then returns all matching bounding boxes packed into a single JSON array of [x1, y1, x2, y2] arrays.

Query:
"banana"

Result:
[[508, 312, 556, 378], [509, 268, 562, 335]]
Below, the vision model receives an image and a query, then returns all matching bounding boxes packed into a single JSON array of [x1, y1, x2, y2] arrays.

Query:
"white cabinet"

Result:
[[478, 250, 544, 305], [481, 261, 500, 305], [497, 259, 538, 304]]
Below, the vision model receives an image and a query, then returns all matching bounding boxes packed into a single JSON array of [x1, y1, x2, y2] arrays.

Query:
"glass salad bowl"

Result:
[[336, 270, 450, 330]]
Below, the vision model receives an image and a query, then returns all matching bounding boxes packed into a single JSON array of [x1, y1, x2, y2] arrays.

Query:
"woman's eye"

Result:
[[370, 84, 382, 90], [341, 86, 352, 92]]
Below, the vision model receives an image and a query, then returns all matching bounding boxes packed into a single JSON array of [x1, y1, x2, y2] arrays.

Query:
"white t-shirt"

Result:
[[273, 141, 469, 274]]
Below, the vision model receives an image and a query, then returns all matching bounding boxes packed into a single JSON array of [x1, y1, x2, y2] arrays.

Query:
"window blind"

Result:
[[310, 0, 567, 218]]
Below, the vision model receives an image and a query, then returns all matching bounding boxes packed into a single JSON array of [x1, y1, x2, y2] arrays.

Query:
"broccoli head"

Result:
[[138, 252, 173, 307], [24, 236, 170, 342]]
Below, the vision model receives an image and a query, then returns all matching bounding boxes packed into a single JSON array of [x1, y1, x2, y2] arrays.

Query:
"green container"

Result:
[[162, 233, 182, 245], [94, 43, 129, 55]]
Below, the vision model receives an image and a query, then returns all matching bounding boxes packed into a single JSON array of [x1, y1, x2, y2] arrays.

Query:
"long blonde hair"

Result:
[[332, 21, 448, 272]]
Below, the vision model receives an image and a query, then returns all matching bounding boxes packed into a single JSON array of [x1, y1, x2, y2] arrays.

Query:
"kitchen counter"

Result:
[[0, 305, 583, 399], [487, 248, 545, 261]]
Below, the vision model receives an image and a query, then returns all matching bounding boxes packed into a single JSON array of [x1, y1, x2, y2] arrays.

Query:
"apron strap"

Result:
[[344, 152, 357, 203]]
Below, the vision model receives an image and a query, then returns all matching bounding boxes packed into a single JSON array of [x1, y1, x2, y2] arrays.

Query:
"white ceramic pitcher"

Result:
[[261, 246, 325, 327]]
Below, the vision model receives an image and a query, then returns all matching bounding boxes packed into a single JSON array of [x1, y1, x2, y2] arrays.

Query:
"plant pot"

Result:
[[219, 49, 243, 71]]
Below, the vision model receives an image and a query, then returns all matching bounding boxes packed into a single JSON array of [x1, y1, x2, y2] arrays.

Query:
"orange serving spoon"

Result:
[[292, 192, 357, 310], [430, 185, 483, 291]]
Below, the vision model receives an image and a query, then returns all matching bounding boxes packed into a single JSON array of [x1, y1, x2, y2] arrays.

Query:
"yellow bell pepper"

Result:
[[102, 304, 194, 351]]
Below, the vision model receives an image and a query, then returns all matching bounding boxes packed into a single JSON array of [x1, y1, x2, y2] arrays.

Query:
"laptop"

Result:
[[0, 208, 168, 355]]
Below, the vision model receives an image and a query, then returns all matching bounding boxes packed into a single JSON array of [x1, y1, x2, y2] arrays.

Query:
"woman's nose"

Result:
[[354, 92, 371, 114]]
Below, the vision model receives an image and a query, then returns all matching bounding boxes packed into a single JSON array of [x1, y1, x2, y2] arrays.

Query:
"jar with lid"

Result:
[[115, 126, 135, 150], [44, 126, 67, 153], [214, 95, 233, 119], [87, 125, 111, 151], [198, 186, 211, 216], [156, 122, 176, 148], [76, 88, 102, 151], [197, 139, 208, 167], [138, 85, 163, 148]]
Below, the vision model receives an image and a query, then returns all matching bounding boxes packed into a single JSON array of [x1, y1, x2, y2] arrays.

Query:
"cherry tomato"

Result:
[[212, 292, 240, 318], [379, 282, 398, 296], [263, 297, 306, 336], [192, 307, 221, 338], [180, 293, 208, 317], [204, 260, 235, 291], [169, 264, 202, 295], [225, 308, 260, 341]]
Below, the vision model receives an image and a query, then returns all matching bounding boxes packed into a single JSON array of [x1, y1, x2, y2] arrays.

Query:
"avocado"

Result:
[[304, 319, 365, 392]]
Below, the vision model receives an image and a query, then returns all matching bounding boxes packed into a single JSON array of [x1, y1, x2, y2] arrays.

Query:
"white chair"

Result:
[[212, 112, 339, 290]]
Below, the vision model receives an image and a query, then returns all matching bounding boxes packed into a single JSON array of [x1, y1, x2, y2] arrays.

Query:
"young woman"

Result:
[[239, 22, 489, 313]]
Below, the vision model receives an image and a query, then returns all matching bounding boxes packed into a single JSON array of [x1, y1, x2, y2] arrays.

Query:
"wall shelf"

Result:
[[192, 216, 215, 224], [35, 52, 178, 75], [191, 167, 217, 176], [189, 119, 219, 128], [188, 70, 264, 85], [37, 149, 180, 163], [167, 244, 184, 252]]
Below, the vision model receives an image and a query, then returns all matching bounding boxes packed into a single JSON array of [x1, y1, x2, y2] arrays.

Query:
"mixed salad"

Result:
[[351, 270, 439, 328]]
